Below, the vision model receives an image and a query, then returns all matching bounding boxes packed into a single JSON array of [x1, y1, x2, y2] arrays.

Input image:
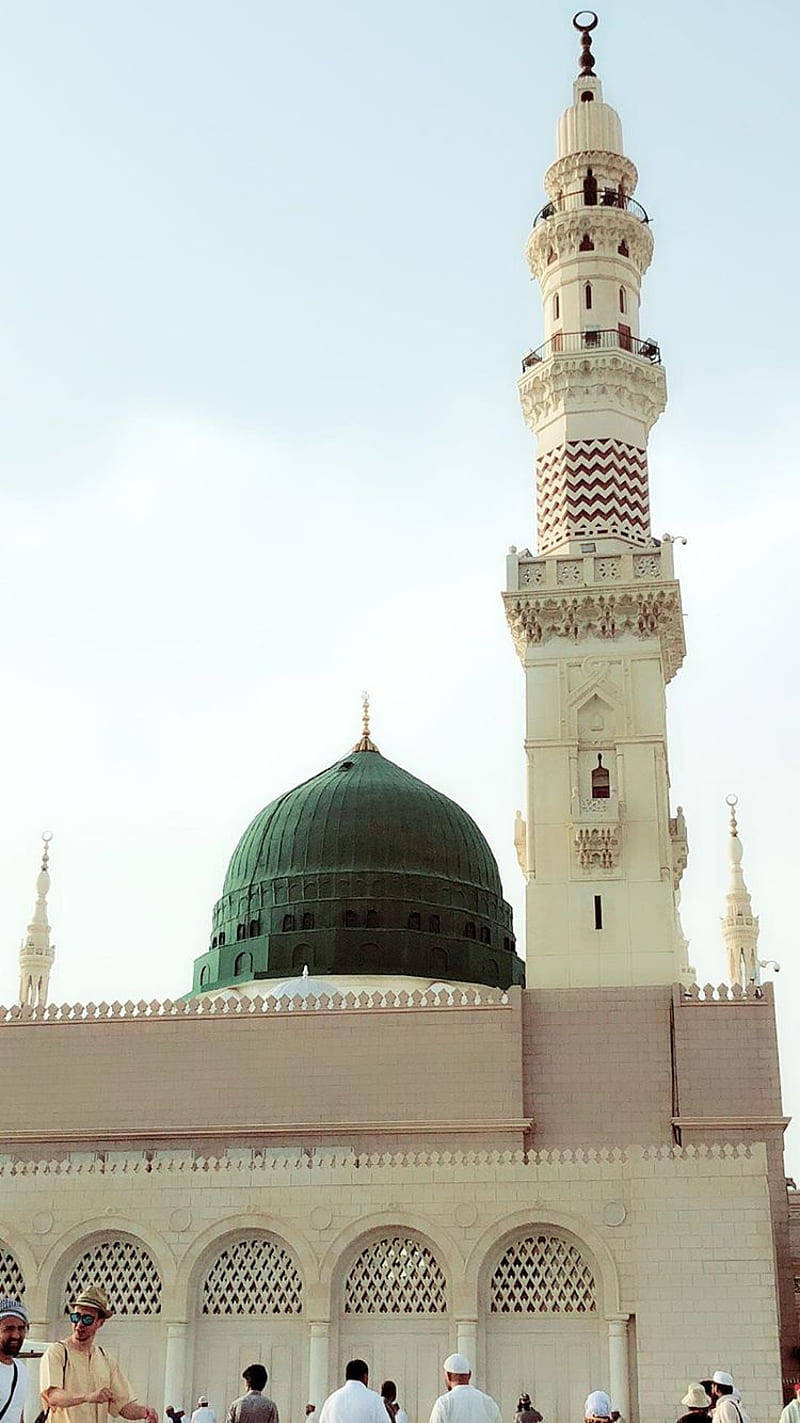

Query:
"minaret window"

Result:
[[584, 282, 593, 310], [618, 239, 629, 256], [591, 755, 610, 799], [619, 286, 626, 314], [583, 168, 598, 206], [594, 896, 603, 930], [552, 292, 560, 319], [580, 90, 594, 102], [579, 233, 594, 251], [547, 246, 556, 265]]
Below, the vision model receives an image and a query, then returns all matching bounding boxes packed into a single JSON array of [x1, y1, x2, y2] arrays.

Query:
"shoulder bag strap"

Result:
[[0, 1362, 18, 1423]]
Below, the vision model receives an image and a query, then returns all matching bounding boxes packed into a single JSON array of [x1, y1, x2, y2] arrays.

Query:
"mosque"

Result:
[[3, 15, 798, 1423]]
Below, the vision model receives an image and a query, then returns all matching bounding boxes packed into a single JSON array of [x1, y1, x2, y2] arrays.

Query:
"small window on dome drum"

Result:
[[343, 909, 358, 927], [249, 919, 260, 937], [504, 936, 510, 951], [302, 912, 314, 930], [218, 931, 225, 946], [465, 921, 477, 940], [234, 951, 252, 976], [408, 911, 421, 930], [236, 924, 244, 941], [431, 946, 448, 975], [211, 935, 217, 949], [200, 966, 210, 987], [282, 913, 296, 932], [366, 909, 379, 927], [480, 926, 491, 944], [429, 914, 441, 933]]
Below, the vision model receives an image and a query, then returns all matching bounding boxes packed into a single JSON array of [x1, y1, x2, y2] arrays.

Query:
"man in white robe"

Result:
[[319, 1361, 386, 1423], [428, 1355, 501, 1423], [778, 1383, 800, 1423]]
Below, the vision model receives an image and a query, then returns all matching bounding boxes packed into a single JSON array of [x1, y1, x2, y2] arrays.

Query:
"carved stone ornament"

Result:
[[519, 351, 667, 432], [544, 150, 638, 200], [574, 823, 620, 869], [503, 582, 686, 682], [527, 209, 653, 280]]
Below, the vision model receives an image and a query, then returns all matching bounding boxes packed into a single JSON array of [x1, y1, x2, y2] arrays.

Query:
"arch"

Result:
[[176, 1217, 318, 1318], [584, 281, 593, 310], [282, 913, 296, 932], [234, 951, 252, 976], [62, 1240, 162, 1316], [0, 1242, 28, 1301], [490, 1233, 596, 1313], [248, 919, 260, 938], [465, 1208, 621, 1318], [301, 911, 314, 930], [321, 1212, 462, 1306], [41, 1221, 175, 1321], [201, 1235, 303, 1315], [200, 965, 210, 987], [579, 233, 594, 251]]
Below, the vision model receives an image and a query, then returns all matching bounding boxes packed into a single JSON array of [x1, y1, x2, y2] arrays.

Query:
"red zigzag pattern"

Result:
[[536, 439, 651, 552]]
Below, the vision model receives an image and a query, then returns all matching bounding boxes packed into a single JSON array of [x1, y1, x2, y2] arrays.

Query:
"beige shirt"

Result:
[[41, 1341, 136, 1423]]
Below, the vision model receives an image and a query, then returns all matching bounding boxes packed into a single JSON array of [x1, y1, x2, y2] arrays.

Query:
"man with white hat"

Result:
[[0, 1298, 29, 1423], [428, 1354, 501, 1423], [192, 1400, 217, 1423], [40, 1284, 158, 1423], [584, 1394, 612, 1423], [710, 1373, 749, 1423]]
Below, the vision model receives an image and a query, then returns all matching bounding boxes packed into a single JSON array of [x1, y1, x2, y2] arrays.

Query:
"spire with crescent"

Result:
[[18, 832, 56, 1009]]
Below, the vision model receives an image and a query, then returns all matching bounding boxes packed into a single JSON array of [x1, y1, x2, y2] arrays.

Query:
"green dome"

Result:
[[191, 743, 522, 995]]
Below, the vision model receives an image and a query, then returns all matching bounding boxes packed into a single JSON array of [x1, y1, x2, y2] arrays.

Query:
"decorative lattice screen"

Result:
[[202, 1237, 303, 1315], [490, 1234, 597, 1313], [344, 1236, 447, 1314], [0, 1250, 25, 1300], [63, 1240, 162, 1316]]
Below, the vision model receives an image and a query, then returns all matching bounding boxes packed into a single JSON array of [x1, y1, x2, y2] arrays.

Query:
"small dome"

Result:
[[266, 966, 336, 1001], [191, 743, 522, 996]]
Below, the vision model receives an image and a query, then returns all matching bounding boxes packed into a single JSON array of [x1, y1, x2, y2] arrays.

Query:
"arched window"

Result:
[[211, 936, 217, 949], [236, 924, 244, 941], [618, 239, 629, 257], [343, 909, 358, 927], [408, 911, 421, 930], [619, 286, 626, 314], [580, 90, 594, 102], [579, 232, 594, 251], [486, 958, 499, 985], [583, 168, 597, 206], [218, 931, 225, 946], [366, 909, 379, 928], [464, 921, 476, 940], [344, 1237, 447, 1314], [490, 1234, 597, 1313], [234, 951, 252, 976], [0, 1249, 25, 1300], [202, 1236, 303, 1315], [200, 966, 210, 987], [552, 292, 560, 319], [249, 919, 260, 937], [282, 913, 296, 932], [431, 947, 447, 975], [591, 755, 611, 799], [503, 936, 510, 951], [429, 914, 441, 933], [63, 1240, 162, 1316], [584, 282, 592, 310], [302, 911, 314, 930], [480, 926, 491, 944]]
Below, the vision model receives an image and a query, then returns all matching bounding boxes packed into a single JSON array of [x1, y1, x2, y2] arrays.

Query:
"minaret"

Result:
[[721, 796, 760, 988], [504, 15, 692, 988], [18, 833, 55, 1009]]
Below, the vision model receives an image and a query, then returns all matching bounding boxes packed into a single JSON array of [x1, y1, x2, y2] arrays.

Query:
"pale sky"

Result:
[[2, 2, 798, 1165]]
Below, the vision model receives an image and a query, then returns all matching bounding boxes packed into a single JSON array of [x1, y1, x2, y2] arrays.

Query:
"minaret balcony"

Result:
[[522, 328, 661, 371], [533, 190, 649, 227]]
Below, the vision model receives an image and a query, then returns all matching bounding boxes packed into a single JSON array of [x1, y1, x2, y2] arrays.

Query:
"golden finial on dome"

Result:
[[352, 690, 380, 753]]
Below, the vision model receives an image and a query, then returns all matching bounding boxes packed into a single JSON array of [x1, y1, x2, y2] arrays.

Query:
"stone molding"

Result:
[[544, 152, 638, 201], [1, 1118, 534, 1147], [0, 985, 510, 1024], [503, 582, 686, 682], [518, 350, 667, 432], [0, 1141, 762, 1176], [527, 209, 654, 280]]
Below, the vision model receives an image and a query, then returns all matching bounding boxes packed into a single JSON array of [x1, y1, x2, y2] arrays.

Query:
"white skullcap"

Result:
[[712, 1373, 734, 1389], [584, 1392, 612, 1420], [444, 1355, 471, 1376]]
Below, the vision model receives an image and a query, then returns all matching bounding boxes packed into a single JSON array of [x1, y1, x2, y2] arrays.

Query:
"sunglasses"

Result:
[[69, 1312, 99, 1326]]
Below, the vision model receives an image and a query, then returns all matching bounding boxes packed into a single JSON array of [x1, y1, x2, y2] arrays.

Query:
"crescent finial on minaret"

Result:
[[573, 11, 599, 77], [18, 832, 56, 1010]]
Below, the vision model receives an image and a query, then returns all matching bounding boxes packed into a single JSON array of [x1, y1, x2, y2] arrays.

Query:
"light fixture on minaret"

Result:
[[503, 13, 690, 988], [721, 796, 771, 988], [18, 832, 55, 1009]]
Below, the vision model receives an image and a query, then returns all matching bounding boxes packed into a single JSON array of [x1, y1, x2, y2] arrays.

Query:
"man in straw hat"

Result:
[[676, 1385, 711, 1423], [40, 1285, 158, 1423], [428, 1354, 501, 1423]]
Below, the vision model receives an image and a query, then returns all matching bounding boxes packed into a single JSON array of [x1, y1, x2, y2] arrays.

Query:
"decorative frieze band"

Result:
[[519, 351, 667, 431], [503, 582, 686, 681], [536, 438, 651, 552]]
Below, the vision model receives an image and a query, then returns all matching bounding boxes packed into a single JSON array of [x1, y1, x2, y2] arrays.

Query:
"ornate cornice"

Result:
[[519, 351, 667, 432], [503, 581, 686, 683], [527, 209, 653, 281], [545, 151, 638, 200]]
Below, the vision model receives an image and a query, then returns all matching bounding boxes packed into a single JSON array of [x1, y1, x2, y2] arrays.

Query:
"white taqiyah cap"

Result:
[[584, 1392, 612, 1419], [712, 1373, 734, 1389], [444, 1355, 471, 1375]]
